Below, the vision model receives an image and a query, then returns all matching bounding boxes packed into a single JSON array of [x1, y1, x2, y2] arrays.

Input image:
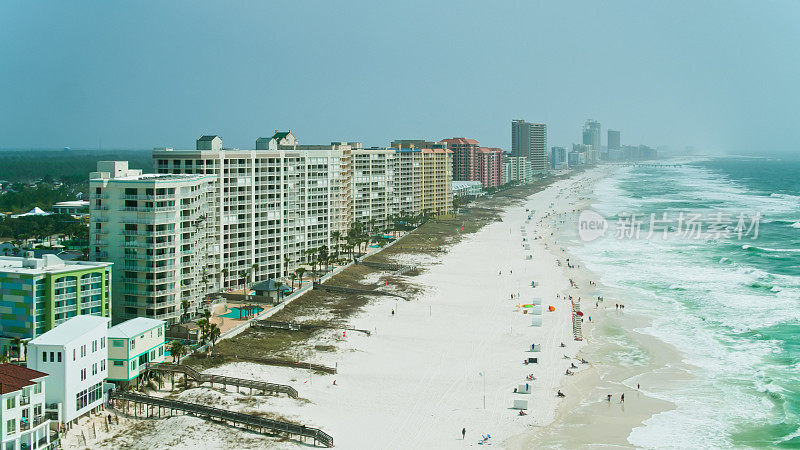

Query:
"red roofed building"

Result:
[[476, 147, 503, 189], [0, 363, 51, 449], [440, 138, 502, 189]]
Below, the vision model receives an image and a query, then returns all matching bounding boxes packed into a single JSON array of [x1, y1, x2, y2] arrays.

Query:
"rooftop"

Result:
[[441, 137, 480, 146], [197, 135, 220, 141], [29, 316, 110, 346], [0, 255, 111, 276], [0, 364, 47, 394], [108, 317, 165, 339]]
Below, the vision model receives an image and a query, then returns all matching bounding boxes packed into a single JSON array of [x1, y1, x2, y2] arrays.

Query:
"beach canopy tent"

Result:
[[531, 317, 543, 326], [529, 344, 541, 352], [530, 298, 542, 305], [529, 306, 543, 315], [517, 384, 531, 394], [530, 281, 538, 286], [11, 207, 52, 218], [526, 255, 533, 260], [513, 399, 528, 410]]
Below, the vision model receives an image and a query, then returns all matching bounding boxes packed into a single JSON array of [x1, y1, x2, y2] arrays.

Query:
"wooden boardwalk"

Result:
[[146, 363, 298, 398], [109, 391, 333, 447]]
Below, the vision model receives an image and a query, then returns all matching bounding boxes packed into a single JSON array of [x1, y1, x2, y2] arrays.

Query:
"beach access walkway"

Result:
[[108, 391, 333, 448], [146, 362, 298, 398]]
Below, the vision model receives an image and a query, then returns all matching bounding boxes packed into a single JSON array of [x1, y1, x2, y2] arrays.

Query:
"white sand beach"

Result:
[[80, 168, 668, 449]]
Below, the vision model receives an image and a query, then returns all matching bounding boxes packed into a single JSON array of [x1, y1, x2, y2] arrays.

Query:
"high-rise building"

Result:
[[91, 133, 453, 324], [503, 155, 532, 183], [607, 129, 620, 150], [441, 137, 480, 182], [89, 161, 216, 324], [550, 147, 567, 169], [511, 120, 548, 172], [441, 138, 502, 188], [582, 120, 601, 149], [0, 255, 112, 340]]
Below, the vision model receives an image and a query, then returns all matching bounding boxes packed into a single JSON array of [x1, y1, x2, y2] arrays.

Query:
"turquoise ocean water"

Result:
[[571, 157, 800, 447]]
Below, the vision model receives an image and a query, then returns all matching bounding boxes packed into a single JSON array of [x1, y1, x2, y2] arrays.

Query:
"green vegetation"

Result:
[[0, 214, 88, 247], [0, 149, 152, 184]]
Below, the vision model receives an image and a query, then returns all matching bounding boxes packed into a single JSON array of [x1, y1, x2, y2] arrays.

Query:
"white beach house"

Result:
[[0, 364, 51, 450], [107, 318, 165, 386], [26, 316, 109, 427]]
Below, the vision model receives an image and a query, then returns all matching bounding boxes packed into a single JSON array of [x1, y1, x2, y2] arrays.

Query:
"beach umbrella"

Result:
[[576, 311, 584, 316]]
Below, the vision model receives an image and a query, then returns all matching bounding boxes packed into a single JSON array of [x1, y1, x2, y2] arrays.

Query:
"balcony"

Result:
[[20, 396, 30, 406]]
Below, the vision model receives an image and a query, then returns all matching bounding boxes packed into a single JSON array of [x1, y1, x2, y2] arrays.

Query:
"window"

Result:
[[6, 397, 15, 409], [34, 382, 41, 394], [92, 340, 97, 352], [5, 419, 14, 434], [130, 360, 136, 370], [42, 352, 46, 362], [112, 340, 124, 348], [80, 368, 86, 381], [49, 351, 54, 362], [73, 349, 76, 361], [92, 363, 97, 376], [101, 359, 106, 371], [57, 352, 62, 363], [129, 339, 135, 350], [34, 404, 42, 417], [158, 327, 162, 337], [81, 345, 86, 357], [112, 361, 124, 366], [101, 337, 105, 349]]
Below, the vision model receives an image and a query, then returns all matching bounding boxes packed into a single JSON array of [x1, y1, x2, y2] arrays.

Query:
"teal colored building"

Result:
[[0, 255, 112, 348]]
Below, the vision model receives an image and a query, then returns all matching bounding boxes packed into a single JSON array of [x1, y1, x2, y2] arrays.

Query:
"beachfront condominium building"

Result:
[[441, 138, 502, 189], [107, 318, 165, 386], [551, 147, 567, 170], [503, 155, 532, 184], [442, 137, 479, 182], [150, 134, 350, 294], [26, 315, 109, 426], [0, 364, 50, 450], [607, 129, 620, 150], [89, 161, 217, 325], [0, 255, 111, 348], [582, 119, 601, 149], [89, 133, 453, 324], [511, 120, 548, 173]]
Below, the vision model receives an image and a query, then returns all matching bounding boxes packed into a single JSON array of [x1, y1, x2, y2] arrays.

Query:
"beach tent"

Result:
[[530, 298, 542, 306], [526, 357, 538, 364], [529, 344, 541, 352], [525, 255, 533, 260], [517, 384, 531, 394], [531, 317, 542, 326], [513, 399, 528, 410], [529, 306, 542, 315]]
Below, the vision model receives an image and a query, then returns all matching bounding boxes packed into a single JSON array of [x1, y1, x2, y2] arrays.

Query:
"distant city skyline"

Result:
[[1, 1, 799, 154]]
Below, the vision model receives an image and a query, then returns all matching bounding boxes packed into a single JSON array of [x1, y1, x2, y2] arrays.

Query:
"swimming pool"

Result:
[[221, 306, 264, 319]]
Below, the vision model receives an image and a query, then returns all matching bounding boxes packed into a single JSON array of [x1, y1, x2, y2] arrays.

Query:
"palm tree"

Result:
[[208, 323, 221, 349], [317, 245, 329, 273], [283, 255, 290, 277], [180, 299, 190, 323], [169, 341, 185, 364], [274, 281, 284, 303], [251, 263, 259, 283], [290, 273, 297, 291], [197, 318, 210, 344], [331, 231, 341, 260], [239, 270, 248, 290], [295, 267, 306, 288], [221, 268, 229, 289]]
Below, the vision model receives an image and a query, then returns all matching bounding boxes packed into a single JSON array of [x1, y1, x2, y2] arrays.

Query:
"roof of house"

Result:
[[252, 279, 292, 292], [108, 317, 165, 339], [0, 364, 47, 394], [197, 135, 220, 141], [29, 316, 110, 347], [272, 131, 292, 141]]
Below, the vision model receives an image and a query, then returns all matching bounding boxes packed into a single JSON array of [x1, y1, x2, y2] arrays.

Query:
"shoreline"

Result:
[[77, 168, 685, 449]]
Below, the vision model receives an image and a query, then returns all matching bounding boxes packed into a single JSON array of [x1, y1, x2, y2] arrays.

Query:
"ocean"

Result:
[[570, 157, 800, 447]]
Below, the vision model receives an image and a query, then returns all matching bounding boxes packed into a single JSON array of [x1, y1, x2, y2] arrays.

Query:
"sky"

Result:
[[1, 1, 799, 154]]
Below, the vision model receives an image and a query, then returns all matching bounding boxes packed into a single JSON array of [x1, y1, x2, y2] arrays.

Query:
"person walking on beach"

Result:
[[607, 394, 612, 402], [462, 428, 466, 440], [620, 393, 625, 403]]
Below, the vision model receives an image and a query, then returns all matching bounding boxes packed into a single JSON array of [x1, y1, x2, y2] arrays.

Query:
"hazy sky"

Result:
[[1, 1, 798, 153]]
